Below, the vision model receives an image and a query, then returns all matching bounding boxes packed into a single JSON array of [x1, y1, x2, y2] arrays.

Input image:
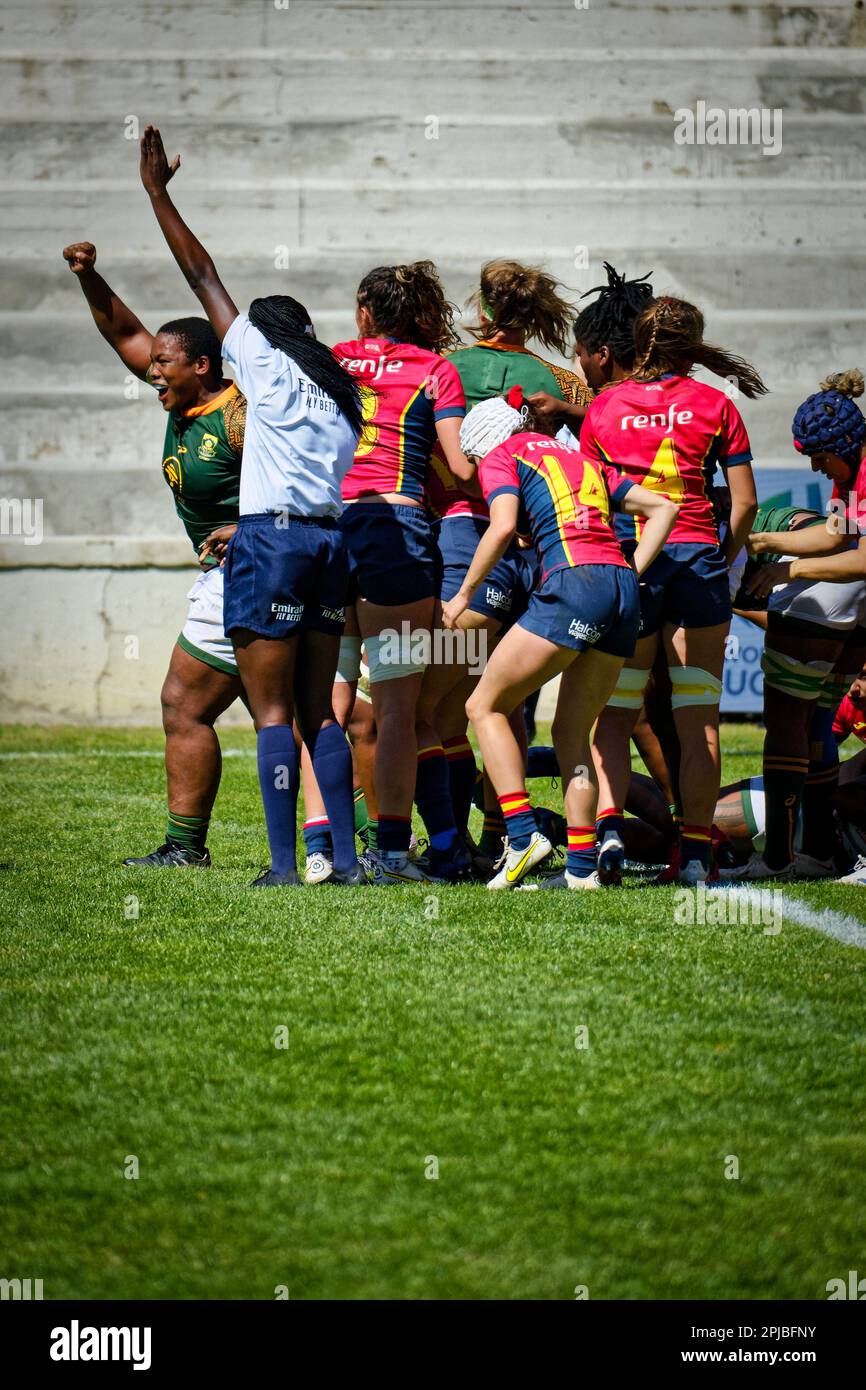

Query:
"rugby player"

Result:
[[741, 370, 866, 883], [425, 260, 588, 861], [139, 125, 364, 887], [62, 239, 246, 868], [445, 390, 677, 889], [724, 497, 866, 879], [581, 296, 761, 884], [453, 259, 591, 418], [332, 262, 477, 883]]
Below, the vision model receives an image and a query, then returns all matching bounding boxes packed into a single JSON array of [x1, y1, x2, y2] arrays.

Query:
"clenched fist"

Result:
[[62, 241, 97, 275]]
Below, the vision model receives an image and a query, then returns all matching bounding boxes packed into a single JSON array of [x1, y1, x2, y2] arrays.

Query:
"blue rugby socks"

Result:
[[567, 825, 596, 879], [443, 736, 477, 836], [257, 725, 299, 875], [415, 743, 458, 851], [307, 723, 356, 874], [303, 816, 331, 857], [498, 790, 536, 851]]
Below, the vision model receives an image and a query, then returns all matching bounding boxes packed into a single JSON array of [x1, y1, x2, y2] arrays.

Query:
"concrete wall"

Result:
[[1, 0, 865, 723]]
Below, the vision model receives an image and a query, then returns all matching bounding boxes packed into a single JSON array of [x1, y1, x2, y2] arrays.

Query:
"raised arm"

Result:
[[139, 125, 238, 341], [62, 241, 153, 380]]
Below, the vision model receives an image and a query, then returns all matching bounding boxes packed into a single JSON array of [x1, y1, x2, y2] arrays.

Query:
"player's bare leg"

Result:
[[124, 642, 242, 868]]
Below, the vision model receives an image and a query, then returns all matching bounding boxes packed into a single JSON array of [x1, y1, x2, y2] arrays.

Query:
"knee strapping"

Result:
[[761, 649, 833, 701], [607, 666, 651, 710], [669, 665, 723, 709], [333, 635, 362, 685], [365, 632, 429, 684]]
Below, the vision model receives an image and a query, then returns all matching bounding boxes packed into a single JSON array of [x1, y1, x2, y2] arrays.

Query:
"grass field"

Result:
[[1, 721, 865, 1301]]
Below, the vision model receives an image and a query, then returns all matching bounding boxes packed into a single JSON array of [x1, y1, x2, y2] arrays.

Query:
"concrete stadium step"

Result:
[[0, 463, 178, 539], [3, 116, 864, 188], [1, 51, 864, 124], [4, 185, 865, 256], [5, 251, 865, 316], [2, 1, 863, 56], [2, 307, 863, 392]]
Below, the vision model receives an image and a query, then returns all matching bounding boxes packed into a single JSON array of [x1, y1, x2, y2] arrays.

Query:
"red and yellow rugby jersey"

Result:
[[833, 693, 866, 745], [832, 454, 866, 532], [333, 338, 465, 502], [580, 374, 753, 546], [426, 442, 489, 522], [478, 431, 633, 580]]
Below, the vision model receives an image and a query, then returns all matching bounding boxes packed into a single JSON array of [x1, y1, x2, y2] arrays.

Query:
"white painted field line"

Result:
[[727, 887, 866, 949]]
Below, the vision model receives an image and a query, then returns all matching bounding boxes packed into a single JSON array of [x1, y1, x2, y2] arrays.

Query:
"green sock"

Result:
[[167, 811, 209, 855], [366, 819, 378, 853], [763, 757, 808, 868], [353, 786, 369, 834]]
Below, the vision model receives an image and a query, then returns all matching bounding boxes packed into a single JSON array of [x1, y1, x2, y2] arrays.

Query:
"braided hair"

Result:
[[247, 295, 363, 436], [356, 262, 459, 354], [572, 262, 654, 368], [630, 296, 767, 399], [792, 369, 865, 471]]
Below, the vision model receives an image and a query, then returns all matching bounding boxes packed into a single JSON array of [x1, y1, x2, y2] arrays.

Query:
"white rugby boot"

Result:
[[486, 831, 553, 890], [304, 851, 334, 885]]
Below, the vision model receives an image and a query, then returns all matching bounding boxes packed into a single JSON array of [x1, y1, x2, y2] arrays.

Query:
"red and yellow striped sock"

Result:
[[567, 825, 596, 878], [681, 823, 712, 871], [497, 790, 536, 851]]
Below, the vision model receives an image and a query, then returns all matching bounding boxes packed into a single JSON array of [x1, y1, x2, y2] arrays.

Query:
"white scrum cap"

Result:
[[459, 386, 528, 460]]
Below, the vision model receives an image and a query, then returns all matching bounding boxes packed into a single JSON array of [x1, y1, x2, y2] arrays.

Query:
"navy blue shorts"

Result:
[[626, 541, 731, 636], [223, 513, 348, 639], [436, 516, 536, 627], [341, 502, 439, 606], [518, 563, 640, 657]]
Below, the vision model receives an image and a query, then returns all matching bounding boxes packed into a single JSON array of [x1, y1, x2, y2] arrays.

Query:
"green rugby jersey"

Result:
[[447, 340, 593, 413], [159, 382, 245, 565], [752, 502, 824, 566]]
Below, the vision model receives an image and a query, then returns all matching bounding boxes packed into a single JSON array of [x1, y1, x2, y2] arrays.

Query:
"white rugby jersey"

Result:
[[222, 313, 358, 518]]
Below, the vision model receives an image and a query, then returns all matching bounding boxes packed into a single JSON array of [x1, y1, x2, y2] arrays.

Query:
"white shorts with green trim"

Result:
[[178, 566, 238, 676], [768, 570, 866, 630]]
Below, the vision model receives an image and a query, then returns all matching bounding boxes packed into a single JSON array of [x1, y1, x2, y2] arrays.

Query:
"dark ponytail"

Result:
[[248, 295, 364, 436]]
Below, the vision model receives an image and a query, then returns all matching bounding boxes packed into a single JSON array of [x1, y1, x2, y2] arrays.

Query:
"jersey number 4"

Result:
[[542, 454, 610, 525], [642, 438, 685, 503]]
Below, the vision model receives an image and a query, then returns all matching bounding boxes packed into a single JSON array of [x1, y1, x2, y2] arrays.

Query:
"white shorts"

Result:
[[741, 775, 803, 855], [768, 566, 866, 631], [178, 566, 238, 675]]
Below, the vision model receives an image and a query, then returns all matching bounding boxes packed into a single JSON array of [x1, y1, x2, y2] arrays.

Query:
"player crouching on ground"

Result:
[[443, 389, 677, 890]]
